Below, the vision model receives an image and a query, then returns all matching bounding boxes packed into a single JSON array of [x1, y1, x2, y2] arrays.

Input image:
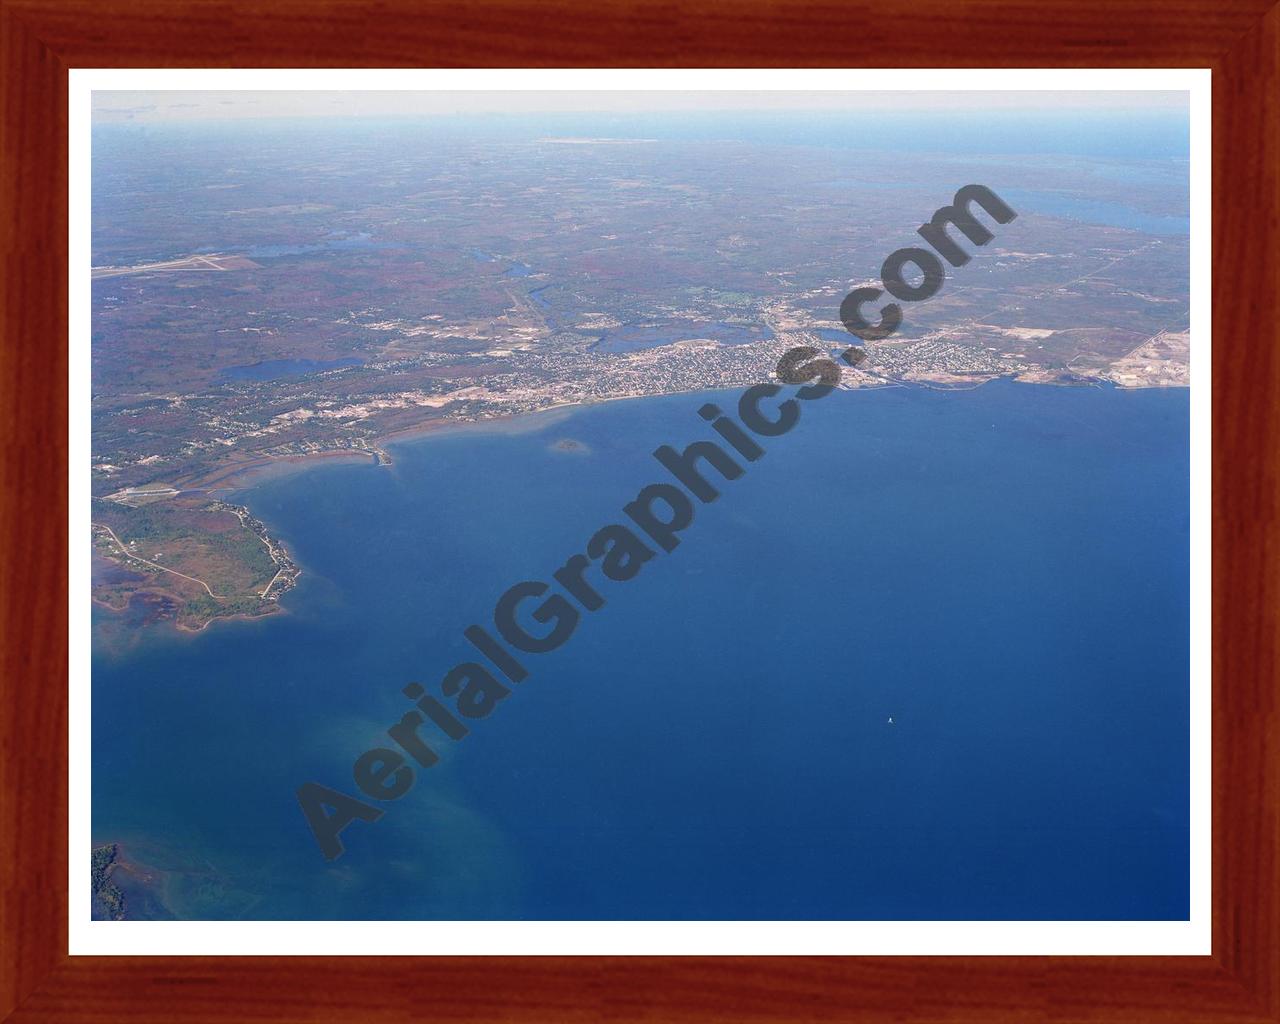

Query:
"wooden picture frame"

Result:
[[2, 2, 1275, 1019]]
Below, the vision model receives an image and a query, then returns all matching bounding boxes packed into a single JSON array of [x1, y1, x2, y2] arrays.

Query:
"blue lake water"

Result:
[[92, 380, 1190, 920]]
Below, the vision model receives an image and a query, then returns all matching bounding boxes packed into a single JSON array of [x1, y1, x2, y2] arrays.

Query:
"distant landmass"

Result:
[[90, 115, 1189, 630]]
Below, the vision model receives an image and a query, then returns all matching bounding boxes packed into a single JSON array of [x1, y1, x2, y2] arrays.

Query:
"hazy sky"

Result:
[[92, 90, 1190, 124]]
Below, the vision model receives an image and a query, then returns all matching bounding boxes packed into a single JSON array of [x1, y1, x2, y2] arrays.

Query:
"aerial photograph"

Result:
[[89, 88, 1191, 922]]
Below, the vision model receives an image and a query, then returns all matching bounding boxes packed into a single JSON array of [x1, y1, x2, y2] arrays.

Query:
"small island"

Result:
[[92, 490, 299, 632], [551, 437, 590, 454]]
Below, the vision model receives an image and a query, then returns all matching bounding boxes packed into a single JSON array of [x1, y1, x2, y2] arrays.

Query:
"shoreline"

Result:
[[175, 372, 1190, 498], [160, 377, 918, 497], [92, 591, 283, 635], [92, 374, 1187, 638], [173, 446, 384, 496]]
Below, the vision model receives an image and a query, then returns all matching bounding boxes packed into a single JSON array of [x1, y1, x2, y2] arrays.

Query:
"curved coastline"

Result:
[[175, 369, 1187, 498], [96, 373, 1187, 637]]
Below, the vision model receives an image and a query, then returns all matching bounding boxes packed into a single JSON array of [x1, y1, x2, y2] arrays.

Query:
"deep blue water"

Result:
[[92, 380, 1190, 920], [220, 356, 364, 382]]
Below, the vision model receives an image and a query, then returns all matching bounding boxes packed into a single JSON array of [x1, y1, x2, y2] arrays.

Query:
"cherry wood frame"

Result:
[[2, 1, 1277, 1020]]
